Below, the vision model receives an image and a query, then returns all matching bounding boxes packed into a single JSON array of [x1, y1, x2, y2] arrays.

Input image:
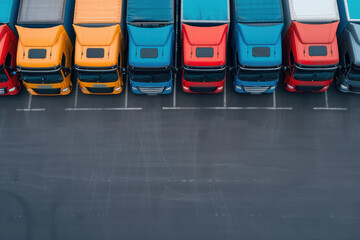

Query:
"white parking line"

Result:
[[125, 74, 129, 108], [163, 106, 293, 111], [16, 94, 46, 112], [223, 81, 227, 107], [65, 107, 142, 111], [313, 107, 348, 111], [16, 108, 46, 112], [74, 80, 79, 108], [273, 91, 277, 108], [312, 91, 347, 111]]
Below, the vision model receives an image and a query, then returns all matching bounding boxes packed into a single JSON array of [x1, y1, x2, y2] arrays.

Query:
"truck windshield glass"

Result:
[[0, 67, 9, 82], [21, 70, 63, 84], [293, 67, 335, 81], [184, 69, 225, 82], [130, 68, 171, 83], [77, 70, 118, 83], [238, 68, 279, 82], [348, 67, 360, 81]]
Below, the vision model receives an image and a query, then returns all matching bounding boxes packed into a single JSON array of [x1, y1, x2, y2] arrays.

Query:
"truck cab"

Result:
[[0, 25, 20, 96], [16, 0, 75, 96], [182, 24, 228, 94], [231, 0, 284, 94], [282, 0, 340, 93], [127, 0, 175, 95], [336, 0, 360, 93], [128, 24, 174, 95], [181, 0, 229, 94], [0, 0, 21, 96], [73, 0, 125, 95]]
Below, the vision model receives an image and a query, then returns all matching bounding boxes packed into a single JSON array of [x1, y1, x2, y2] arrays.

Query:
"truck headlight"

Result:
[[183, 86, 189, 91], [217, 86, 224, 91], [236, 85, 242, 90], [287, 84, 295, 90], [270, 86, 277, 91], [340, 84, 348, 90], [165, 86, 172, 91], [8, 87, 16, 92], [322, 86, 329, 91], [62, 88, 69, 92], [115, 87, 122, 91], [132, 87, 137, 91]]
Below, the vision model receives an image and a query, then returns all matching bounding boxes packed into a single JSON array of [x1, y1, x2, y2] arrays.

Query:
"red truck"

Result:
[[282, 0, 340, 92], [181, 0, 230, 94], [0, 0, 20, 96]]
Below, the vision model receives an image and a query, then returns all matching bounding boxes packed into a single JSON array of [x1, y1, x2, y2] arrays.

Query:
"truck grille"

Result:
[[33, 88, 61, 95], [87, 87, 114, 94], [138, 87, 164, 94], [349, 86, 360, 93], [0, 88, 7, 95], [295, 86, 324, 92], [190, 87, 217, 93], [243, 86, 269, 93]]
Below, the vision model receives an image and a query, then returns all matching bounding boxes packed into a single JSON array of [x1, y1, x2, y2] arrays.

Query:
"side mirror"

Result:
[[120, 67, 127, 76], [62, 67, 71, 77], [5, 66, 15, 77]]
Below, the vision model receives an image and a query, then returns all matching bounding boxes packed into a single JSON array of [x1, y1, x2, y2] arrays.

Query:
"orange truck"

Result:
[[73, 0, 125, 95], [16, 0, 75, 96]]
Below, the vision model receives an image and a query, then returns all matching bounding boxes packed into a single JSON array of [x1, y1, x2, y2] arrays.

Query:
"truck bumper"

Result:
[[337, 78, 360, 94], [233, 79, 278, 94], [182, 80, 224, 94], [130, 80, 173, 95], [79, 79, 124, 95], [0, 82, 21, 96], [24, 82, 72, 96], [285, 78, 332, 93]]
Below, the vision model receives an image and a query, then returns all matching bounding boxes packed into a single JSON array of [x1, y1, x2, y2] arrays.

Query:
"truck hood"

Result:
[[128, 25, 174, 68], [291, 22, 339, 66], [182, 24, 228, 67], [16, 25, 73, 69], [0, 25, 12, 62], [347, 23, 360, 66], [236, 23, 283, 67], [74, 25, 124, 68]]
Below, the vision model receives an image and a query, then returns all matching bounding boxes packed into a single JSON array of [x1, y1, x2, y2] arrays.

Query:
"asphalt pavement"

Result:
[[0, 76, 360, 240]]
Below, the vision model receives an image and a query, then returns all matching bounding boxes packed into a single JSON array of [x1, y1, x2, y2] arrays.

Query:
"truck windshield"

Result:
[[77, 70, 118, 83], [21, 70, 64, 84], [348, 67, 360, 81], [238, 68, 279, 82], [184, 69, 225, 82], [130, 68, 171, 83], [0, 67, 9, 82], [293, 67, 336, 81]]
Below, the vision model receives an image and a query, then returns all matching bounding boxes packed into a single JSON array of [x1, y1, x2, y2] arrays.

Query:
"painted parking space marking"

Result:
[[16, 94, 46, 112], [313, 91, 348, 111]]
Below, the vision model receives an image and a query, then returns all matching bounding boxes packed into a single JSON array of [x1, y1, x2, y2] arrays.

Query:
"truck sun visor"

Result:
[[309, 46, 327, 57], [196, 48, 214, 58], [86, 48, 105, 59], [252, 47, 271, 57], [140, 48, 158, 59], [28, 49, 47, 59]]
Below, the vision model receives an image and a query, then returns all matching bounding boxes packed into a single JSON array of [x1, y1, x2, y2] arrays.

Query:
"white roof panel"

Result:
[[287, 0, 339, 22]]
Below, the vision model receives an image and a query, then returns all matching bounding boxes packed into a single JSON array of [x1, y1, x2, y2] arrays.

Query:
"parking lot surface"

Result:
[[1, 77, 360, 240]]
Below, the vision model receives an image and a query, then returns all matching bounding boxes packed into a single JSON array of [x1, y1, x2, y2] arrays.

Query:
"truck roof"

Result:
[[283, 0, 340, 23], [17, 0, 68, 25], [182, 0, 230, 24], [127, 0, 174, 24], [74, 0, 123, 25], [340, 0, 360, 22], [0, 0, 18, 24], [232, 0, 283, 23]]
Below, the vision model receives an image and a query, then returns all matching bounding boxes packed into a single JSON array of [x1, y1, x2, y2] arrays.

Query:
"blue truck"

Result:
[[126, 0, 175, 95], [230, 0, 284, 94], [336, 0, 360, 93]]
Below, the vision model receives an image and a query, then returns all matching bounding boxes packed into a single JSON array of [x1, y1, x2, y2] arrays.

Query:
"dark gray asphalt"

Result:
[[1, 77, 360, 240]]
